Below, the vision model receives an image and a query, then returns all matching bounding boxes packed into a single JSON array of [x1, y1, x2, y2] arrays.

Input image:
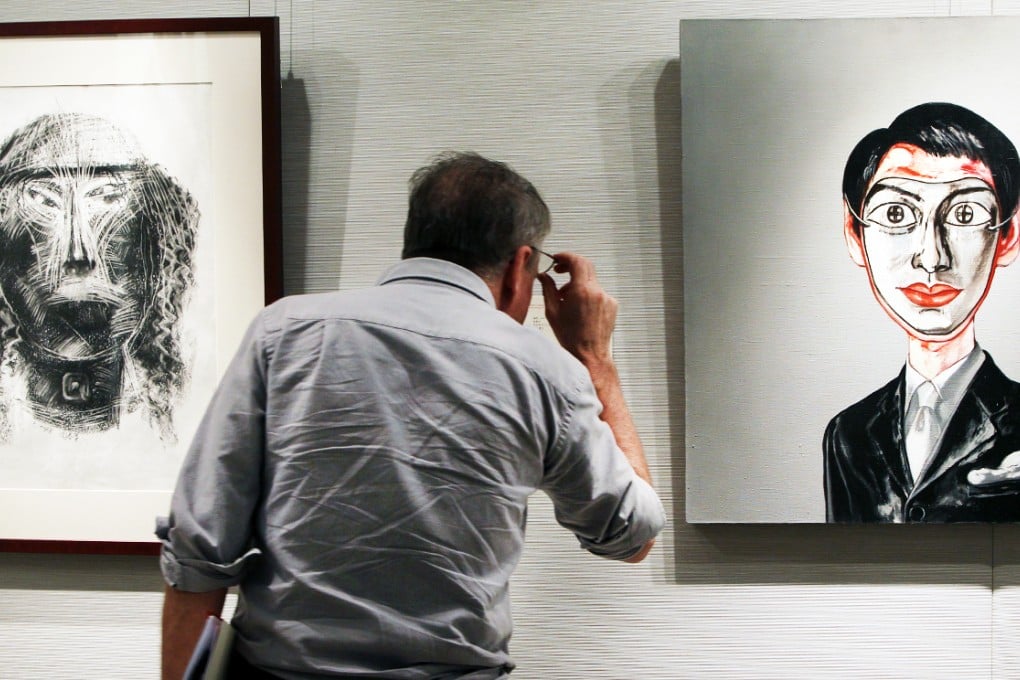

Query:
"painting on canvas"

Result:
[[683, 17, 1020, 523]]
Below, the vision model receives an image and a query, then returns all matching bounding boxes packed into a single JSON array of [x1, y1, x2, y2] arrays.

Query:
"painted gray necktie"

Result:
[[906, 380, 940, 484]]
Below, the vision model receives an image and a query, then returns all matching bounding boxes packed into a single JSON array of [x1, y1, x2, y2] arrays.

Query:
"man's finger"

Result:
[[538, 273, 560, 309], [551, 251, 595, 282]]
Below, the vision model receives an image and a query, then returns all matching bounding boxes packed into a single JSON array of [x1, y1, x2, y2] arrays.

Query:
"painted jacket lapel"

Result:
[[864, 369, 913, 500]]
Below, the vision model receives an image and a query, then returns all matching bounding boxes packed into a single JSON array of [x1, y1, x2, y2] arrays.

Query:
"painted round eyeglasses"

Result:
[[844, 178, 1015, 235]]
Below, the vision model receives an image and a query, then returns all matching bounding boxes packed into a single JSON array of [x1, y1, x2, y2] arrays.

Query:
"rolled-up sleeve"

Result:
[[540, 375, 666, 561], [158, 311, 272, 591]]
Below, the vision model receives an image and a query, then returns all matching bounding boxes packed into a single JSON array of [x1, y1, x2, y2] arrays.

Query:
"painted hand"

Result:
[[967, 451, 1020, 486]]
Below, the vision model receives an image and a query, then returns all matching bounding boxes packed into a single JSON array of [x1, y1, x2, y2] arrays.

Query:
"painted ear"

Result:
[[995, 213, 1020, 268], [843, 203, 867, 267]]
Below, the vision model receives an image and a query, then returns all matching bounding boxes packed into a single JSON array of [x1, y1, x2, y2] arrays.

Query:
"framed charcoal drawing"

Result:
[[0, 17, 282, 553], [682, 17, 1020, 524]]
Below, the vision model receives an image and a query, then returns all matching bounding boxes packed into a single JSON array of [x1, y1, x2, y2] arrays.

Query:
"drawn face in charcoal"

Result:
[[0, 112, 199, 437], [0, 116, 151, 362]]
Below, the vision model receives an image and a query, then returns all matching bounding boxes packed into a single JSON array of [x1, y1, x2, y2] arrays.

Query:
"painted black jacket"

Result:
[[824, 352, 1020, 522]]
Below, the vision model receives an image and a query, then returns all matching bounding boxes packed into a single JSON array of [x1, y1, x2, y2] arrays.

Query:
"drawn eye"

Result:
[[23, 184, 60, 210], [944, 201, 993, 228], [86, 182, 129, 207], [865, 201, 917, 232]]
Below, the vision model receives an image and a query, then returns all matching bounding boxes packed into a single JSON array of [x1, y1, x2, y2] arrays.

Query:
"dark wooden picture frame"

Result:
[[0, 17, 282, 555]]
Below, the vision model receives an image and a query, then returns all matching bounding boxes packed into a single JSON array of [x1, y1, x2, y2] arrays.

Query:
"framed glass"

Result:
[[0, 17, 282, 555]]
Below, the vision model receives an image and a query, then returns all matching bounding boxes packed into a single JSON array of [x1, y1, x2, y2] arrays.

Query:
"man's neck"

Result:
[[907, 323, 976, 380]]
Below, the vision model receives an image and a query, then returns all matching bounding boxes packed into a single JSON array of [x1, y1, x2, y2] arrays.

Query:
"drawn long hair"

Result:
[[120, 163, 200, 439]]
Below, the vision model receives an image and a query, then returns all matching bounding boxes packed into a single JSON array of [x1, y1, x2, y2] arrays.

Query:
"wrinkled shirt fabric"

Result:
[[160, 258, 665, 679]]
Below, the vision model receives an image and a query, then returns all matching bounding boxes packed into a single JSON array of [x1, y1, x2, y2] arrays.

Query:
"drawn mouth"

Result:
[[52, 279, 125, 304], [898, 283, 961, 308]]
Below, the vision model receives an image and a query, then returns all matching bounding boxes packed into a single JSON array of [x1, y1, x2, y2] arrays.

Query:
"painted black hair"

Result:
[[843, 103, 1020, 233]]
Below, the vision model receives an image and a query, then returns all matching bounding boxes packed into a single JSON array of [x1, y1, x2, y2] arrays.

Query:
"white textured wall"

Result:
[[2, 1, 1020, 678]]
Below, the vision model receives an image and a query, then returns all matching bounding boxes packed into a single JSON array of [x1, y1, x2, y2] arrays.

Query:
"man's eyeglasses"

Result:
[[533, 247, 557, 274]]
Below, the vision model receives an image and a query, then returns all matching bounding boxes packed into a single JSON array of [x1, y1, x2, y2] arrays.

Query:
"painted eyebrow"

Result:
[[942, 185, 997, 201], [863, 182, 922, 204]]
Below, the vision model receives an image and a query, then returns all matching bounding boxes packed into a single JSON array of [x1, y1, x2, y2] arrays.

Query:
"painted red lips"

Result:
[[899, 282, 961, 307]]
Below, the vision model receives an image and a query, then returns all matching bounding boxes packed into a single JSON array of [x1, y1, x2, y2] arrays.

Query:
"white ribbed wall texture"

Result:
[[2, 0, 1019, 678]]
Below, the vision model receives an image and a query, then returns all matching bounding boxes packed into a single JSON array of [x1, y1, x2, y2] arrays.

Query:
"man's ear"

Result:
[[843, 204, 867, 267], [996, 213, 1020, 268], [495, 245, 534, 324]]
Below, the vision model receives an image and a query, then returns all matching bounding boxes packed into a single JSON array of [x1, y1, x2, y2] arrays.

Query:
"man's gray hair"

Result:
[[402, 151, 551, 279]]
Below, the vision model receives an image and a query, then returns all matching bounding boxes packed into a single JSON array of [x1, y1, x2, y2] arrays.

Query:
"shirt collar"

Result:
[[904, 343, 985, 417], [376, 257, 496, 306]]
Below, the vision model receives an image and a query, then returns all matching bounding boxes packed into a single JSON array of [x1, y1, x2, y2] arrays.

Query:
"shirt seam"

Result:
[[546, 370, 589, 469], [273, 312, 579, 393]]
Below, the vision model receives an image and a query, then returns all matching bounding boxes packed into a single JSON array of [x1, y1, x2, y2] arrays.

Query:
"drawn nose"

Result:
[[62, 191, 96, 276], [911, 218, 951, 273]]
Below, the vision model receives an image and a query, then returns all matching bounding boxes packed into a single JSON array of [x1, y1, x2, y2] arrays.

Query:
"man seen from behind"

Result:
[[159, 151, 665, 679]]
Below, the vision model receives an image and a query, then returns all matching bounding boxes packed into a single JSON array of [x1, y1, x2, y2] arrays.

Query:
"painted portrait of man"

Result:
[[0, 112, 199, 442], [825, 102, 1020, 522]]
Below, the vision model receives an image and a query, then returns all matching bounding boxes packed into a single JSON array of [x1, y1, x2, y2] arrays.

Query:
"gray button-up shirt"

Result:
[[160, 258, 665, 679]]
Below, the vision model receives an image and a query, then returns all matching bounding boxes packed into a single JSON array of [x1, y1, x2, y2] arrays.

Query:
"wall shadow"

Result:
[[280, 70, 313, 296], [994, 524, 1020, 586], [280, 48, 359, 294], [0, 553, 163, 592]]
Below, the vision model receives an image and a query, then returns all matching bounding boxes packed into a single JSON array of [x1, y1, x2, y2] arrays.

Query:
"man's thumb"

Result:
[[538, 273, 559, 316]]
